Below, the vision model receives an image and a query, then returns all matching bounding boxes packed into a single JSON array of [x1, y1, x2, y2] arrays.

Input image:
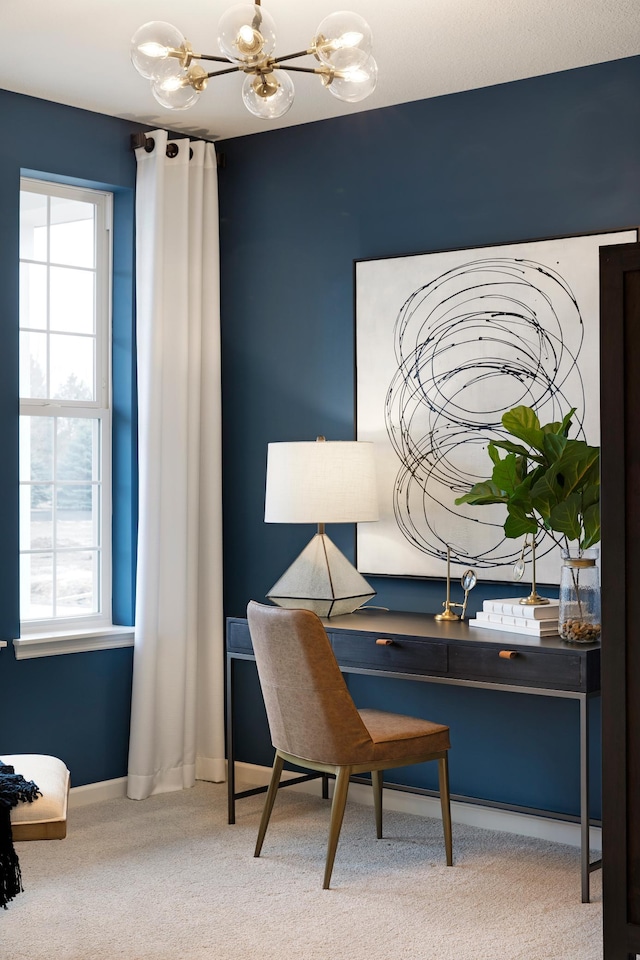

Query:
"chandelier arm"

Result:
[[269, 49, 314, 62], [195, 54, 237, 63], [274, 64, 328, 75], [205, 65, 242, 78]]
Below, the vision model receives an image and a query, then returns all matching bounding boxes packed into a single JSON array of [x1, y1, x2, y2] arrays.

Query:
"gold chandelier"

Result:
[[130, 3, 377, 120]]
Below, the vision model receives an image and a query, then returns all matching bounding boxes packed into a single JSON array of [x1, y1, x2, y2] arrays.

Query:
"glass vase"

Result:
[[559, 548, 601, 643]]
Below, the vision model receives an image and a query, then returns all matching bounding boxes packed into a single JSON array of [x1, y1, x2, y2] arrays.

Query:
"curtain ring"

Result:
[[166, 143, 179, 159]]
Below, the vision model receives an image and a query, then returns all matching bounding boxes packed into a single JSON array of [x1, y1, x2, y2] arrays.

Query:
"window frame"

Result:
[[17, 176, 117, 642]]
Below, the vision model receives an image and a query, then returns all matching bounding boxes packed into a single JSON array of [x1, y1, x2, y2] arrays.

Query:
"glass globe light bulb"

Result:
[[131, 21, 188, 81], [313, 11, 372, 71], [325, 55, 378, 103], [151, 68, 204, 111], [218, 4, 276, 65], [242, 70, 295, 119]]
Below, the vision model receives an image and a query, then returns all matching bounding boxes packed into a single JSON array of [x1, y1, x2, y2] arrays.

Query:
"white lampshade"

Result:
[[265, 440, 378, 524], [264, 438, 379, 616]]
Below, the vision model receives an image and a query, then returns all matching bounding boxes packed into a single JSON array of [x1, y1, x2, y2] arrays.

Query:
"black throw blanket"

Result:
[[0, 761, 41, 908]]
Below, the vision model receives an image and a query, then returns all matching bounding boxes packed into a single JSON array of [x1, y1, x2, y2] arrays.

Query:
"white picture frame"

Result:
[[355, 229, 638, 583]]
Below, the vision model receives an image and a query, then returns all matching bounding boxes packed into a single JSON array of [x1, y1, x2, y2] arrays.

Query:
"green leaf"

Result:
[[550, 443, 600, 498], [529, 472, 560, 520], [540, 408, 576, 439], [581, 481, 600, 512], [542, 432, 566, 466], [548, 493, 582, 541], [501, 406, 545, 452], [509, 476, 534, 515], [504, 509, 537, 539], [491, 452, 521, 497], [524, 463, 547, 488], [582, 502, 601, 548], [491, 439, 544, 464], [487, 442, 502, 466], [454, 481, 508, 506], [559, 407, 576, 437]]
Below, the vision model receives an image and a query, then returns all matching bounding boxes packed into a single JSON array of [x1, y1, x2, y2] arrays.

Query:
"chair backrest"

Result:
[[247, 601, 373, 765]]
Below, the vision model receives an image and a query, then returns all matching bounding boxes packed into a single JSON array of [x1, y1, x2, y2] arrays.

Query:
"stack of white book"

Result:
[[469, 597, 560, 636]]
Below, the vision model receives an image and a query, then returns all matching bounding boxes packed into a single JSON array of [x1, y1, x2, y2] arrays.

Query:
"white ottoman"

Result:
[[4, 754, 70, 841]]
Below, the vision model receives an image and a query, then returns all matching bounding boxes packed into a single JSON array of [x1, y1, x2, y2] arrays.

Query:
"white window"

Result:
[[18, 178, 113, 635]]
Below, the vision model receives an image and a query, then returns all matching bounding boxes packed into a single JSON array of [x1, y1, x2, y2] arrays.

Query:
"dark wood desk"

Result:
[[226, 609, 601, 902]]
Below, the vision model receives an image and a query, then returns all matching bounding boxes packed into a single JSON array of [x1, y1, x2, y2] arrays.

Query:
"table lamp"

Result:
[[264, 437, 379, 617]]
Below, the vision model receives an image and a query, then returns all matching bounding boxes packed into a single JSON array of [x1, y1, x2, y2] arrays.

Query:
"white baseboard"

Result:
[[234, 761, 602, 853], [68, 763, 602, 854], [69, 777, 128, 808]]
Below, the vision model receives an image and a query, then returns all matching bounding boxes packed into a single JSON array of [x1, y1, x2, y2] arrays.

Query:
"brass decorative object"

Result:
[[513, 537, 550, 606], [436, 546, 477, 621]]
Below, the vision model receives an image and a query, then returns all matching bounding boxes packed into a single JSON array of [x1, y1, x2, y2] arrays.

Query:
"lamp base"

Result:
[[266, 532, 375, 617]]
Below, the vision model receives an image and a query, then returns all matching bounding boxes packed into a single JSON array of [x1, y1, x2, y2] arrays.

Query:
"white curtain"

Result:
[[127, 129, 225, 799]]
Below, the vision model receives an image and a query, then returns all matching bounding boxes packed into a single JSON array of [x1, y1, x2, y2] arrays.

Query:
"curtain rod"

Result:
[[130, 132, 225, 167]]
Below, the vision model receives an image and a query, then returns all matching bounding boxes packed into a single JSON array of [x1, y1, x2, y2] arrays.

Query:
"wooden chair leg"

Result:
[[371, 770, 383, 839], [323, 765, 351, 889], [254, 752, 285, 858], [438, 754, 453, 866]]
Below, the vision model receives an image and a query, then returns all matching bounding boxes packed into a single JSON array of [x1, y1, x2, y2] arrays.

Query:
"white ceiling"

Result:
[[3, 0, 640, 141]]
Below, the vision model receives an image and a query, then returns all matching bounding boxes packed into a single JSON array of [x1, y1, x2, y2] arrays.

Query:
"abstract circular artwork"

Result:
[[356, 231, 634, 582]]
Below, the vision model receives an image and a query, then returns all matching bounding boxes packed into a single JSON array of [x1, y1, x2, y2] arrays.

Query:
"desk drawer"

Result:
[[330, 631, 447, 675], [449, 644, 582, 689]]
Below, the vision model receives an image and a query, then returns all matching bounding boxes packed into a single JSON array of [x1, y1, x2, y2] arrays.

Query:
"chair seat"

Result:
[[4, 754, 70, 841], [358, 708, 451, 763]]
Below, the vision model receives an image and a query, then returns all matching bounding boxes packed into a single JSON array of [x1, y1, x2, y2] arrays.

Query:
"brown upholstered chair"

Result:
[[246, 600, 453, 888]]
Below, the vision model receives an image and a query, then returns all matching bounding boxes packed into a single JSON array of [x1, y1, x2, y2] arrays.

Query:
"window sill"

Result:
[[12, 626, 135, 660]]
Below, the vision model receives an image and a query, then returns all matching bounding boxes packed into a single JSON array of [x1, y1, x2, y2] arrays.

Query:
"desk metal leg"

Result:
[[580, 693, 602, 903], [226, 655, 236, 825], [580, 693, 590, 902]]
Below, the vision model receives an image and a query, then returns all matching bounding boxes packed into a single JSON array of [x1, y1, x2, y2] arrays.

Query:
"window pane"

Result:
[[19, 330, 47, 398], [50, 197, 95, 268], [32, 486, 54, 549], [56, 487, 95, 548], [50, 335, 94, 400], [50, 266, 95, 334], [19, 192, 48, 261], [20, 417, 53, 482], [56, 418, 98, 482], [20, 262, 47, 330], [56, 550, 98, 615], [19, 487, 30, 551], [21, 552, 53, 620]]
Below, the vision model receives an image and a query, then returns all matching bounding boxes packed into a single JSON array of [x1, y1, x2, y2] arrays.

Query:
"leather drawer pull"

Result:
[[376, 638, 394, 646], [499, 650, 518, 659]]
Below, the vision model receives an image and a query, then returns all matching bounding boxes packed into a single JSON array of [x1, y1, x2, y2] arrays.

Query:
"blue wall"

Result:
[[1, 55, 639, 807], [0, 89, 141, 784], [219, 55, 640, 817]]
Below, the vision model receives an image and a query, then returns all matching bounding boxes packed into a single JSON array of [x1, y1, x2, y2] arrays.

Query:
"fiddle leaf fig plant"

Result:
[[455, 405, 600, 551]]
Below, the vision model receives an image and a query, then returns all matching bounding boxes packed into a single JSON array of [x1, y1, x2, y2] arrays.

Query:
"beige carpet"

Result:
[[3, 782, 601, 960]]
